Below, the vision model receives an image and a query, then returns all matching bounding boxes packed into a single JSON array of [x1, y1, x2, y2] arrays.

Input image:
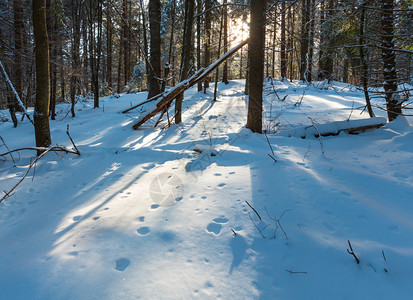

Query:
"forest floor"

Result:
[[1, 79, 413, 299]]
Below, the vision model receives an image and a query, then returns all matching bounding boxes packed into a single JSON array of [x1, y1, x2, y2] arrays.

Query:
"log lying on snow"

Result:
[[279, 117, 387, 138], [123, 39, 249, 130]]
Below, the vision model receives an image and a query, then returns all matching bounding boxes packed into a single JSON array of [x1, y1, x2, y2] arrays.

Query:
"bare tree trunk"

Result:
[[280, 1, 287, 81], [359, 1, 374, 117], [13, 0, 24, 110], [204, 0, 212, 92], [381, 0, 402, 121], [175, 0, 195, 124], [70, 0, 81, 117], [299, 0, 310, 82], [33, 0, 51, 151], [106, 0, 113, 90], [147, 0, 162, 99], [246, 0, 265, 134], [196, 0, 202, 91], [222, 0, 229, 84], [307, 0, 315, 82], [162, 0, 176, 92]]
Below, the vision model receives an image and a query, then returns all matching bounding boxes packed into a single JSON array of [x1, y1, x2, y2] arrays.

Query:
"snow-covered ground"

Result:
[[1, 80, 413, 299]]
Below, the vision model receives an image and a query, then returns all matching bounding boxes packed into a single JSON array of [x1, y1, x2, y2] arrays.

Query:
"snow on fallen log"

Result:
[[279, 117, 387, 138], [128, 39, 249, 130]]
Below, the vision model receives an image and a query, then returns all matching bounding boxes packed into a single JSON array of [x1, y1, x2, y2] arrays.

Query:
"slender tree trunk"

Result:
[[222, 0, 229, 84], [299, 0, 310, 82], [13, 0, 24, 110], [271, 18, 276, 78], [214, 4, 224, 101], [162, 0, 176, 92], [307, 0, 315, 82], [70, 0, 81, 117], [175, 0, 194, 124], [106, 0, 113, 90], [359, 1, 374, 117], [381, 0, 402, 121], [280, 1, 287, 81], [246, 0, 265, 134], [204, 0, 212, 92], [197, 0, 202, 91], [147, 0, 162, 99], [82, 16, 89, 92], [33, 0, 52, 151]]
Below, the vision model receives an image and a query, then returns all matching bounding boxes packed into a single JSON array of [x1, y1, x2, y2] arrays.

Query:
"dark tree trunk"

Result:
[[175, 0, 195, 124], [70, 0, 81, 117], [33, 0, 52, 151], [381, 0, 402, 121], [106, 0, 113, 90], [246, 0, 265, 134], [280, 0, 287, 80], [147, 0, 162, 99], [162, 0, 175, 92], [13, 0, 24, 109], [359, 1, 374, 117], [299, 0, 310, 82], [307, 0, 315, 82], [204, 0, 212, 91], [222, 0, 229, 84], [196, 0, 202, 91]]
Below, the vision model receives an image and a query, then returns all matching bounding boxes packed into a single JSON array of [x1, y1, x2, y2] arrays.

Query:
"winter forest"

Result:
[[1, 0, 413, 298]]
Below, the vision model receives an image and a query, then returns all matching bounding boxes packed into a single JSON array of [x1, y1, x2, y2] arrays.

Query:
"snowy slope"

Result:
[[1, 80, 413, 299]]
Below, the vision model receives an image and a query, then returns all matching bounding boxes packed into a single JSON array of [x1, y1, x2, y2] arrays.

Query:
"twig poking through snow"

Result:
[[308, 117, 325, 156], [347, 240, 360, 264], [245, 201, 262, 220], [285, 270, 307, 274], [264, 132, 277, 162]]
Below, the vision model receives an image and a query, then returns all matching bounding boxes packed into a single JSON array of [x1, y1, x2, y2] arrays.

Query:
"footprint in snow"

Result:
[[137, 227, 150, 236], [115, 258, 130, 271], [73, 216, 81, 221], [207, 216, 228, 235]]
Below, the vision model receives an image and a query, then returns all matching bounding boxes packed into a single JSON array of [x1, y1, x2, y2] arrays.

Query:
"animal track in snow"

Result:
[[137, 227, 150, 235], [207, 216, 228, 235], [115, 258, 130, 271]]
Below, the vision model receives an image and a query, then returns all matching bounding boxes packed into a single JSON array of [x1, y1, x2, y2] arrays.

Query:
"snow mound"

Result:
[[193, 144, 218, 156]]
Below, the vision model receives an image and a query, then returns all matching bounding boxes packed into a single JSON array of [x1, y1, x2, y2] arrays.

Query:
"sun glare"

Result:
[[229, 16, 249, 45]]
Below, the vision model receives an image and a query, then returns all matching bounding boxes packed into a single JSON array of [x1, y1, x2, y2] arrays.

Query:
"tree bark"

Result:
[[222, 0, 229, 84], [175, 0, 195, 124], [148, 0, 162, 99], [204, 0, 212, 91], [13, 0, 24, 108], [33, 0, 52, 151], [246, 0, 265, 134], [381, 0, 402, 121]]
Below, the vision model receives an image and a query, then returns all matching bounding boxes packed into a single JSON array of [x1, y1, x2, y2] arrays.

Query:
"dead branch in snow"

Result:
[[0, 128, 80, 203], [0, 135, 16, 165]]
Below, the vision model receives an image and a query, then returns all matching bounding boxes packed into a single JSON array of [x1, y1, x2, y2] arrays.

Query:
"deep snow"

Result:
[[1, 79, 413, 299]]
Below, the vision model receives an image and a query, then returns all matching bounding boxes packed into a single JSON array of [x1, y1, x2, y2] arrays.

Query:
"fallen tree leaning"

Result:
[[124, 38, 249, 130]]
